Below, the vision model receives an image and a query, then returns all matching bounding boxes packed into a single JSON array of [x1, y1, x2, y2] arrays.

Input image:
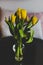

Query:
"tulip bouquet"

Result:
[[5, 8, 38, 61]]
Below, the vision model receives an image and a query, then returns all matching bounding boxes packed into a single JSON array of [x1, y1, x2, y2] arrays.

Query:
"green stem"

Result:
[[15, 38, 23, 61], [19, 38, 23, 55]]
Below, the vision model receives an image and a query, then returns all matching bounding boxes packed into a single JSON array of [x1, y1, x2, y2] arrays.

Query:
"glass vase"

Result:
[[13, 41, 24, 61]]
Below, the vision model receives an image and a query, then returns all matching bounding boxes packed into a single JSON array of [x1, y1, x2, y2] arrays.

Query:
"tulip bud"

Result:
[[32, 16, 38, 25], [17, 8, 21, 19], [21, 9, 27, 19], [11, 14, 16, 23]]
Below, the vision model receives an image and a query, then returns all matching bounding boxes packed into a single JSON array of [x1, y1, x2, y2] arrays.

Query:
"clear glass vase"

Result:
[[13, 41, 24, 61]]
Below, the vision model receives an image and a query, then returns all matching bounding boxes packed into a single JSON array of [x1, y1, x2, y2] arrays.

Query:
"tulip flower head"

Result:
[[21, 9, 27, 20], [32, 16, 38, 25], [11, 14, 16, 23]]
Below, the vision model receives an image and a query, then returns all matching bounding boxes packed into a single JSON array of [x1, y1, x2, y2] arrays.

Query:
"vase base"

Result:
[[15, 56, 23, 61]]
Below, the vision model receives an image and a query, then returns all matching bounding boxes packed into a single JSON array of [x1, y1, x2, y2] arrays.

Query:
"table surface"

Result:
[[0, 36, 43, 65]]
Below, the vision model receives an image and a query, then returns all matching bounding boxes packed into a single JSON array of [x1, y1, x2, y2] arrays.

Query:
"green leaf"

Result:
[[19, 29, 24, 38], [27, 22, 32, 28], [26, 29, 34, 44], [6, 22, 15, 35], [26, 37, 33, 43]]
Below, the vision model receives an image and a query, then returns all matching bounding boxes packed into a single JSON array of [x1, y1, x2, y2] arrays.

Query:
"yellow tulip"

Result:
[[17, 11, 21, 19], [17, 8, 21, 19], [11, 14, 16, 23], [21, 9, 27, 19], [17, 8, 21, 12], [32, 16, 38, 25], [18, 14, 21, 19]]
